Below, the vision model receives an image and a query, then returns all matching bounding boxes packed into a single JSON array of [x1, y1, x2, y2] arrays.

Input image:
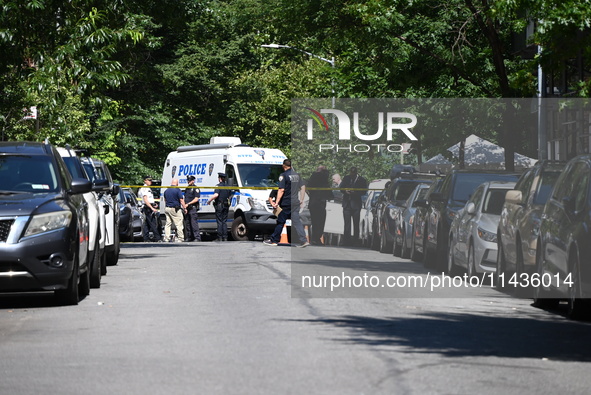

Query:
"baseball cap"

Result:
[[218, 172, 227, 178], [143, 175, 152, 181]]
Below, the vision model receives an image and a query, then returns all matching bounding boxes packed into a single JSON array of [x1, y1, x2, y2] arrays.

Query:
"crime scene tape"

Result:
[[121, 185, 382, 191]]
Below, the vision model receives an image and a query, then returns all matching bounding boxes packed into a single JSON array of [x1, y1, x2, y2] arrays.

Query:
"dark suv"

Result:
[[374, 173, 438, 253], [424, 170, 520, 270], [0, 141, 92, 305], [534, 155, 591, 319]]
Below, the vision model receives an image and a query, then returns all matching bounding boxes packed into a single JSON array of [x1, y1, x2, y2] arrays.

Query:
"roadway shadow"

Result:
[[0, 292, 89, 309], [287, 309, 591, 362]]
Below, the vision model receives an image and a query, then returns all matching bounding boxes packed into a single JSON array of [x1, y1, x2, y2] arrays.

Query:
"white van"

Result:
[[161, 137, 287, 240]]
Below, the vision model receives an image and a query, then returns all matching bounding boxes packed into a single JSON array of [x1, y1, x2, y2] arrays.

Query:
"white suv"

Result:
[[81, 157, 121, 266], [58, 147, 108, 288]]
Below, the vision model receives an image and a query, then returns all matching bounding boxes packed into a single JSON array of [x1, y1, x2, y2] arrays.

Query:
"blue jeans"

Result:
[[270, 206, 307, 244]]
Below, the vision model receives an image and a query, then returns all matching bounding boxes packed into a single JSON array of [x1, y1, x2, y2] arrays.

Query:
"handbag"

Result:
[[273, 206, 282, 216]]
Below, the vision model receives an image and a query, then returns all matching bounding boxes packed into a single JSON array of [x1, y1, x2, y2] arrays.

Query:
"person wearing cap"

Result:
[[264, 159, 309, 247], [184, 175, 201, 242], [138, 175, 163, 242], [163, 178, 187, 242], [207, 172, 233, 241]]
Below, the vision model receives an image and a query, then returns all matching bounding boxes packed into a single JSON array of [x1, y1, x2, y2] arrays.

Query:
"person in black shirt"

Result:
[[207, 172, 232, 241], [184, 175, 201, 242], [306, 165, 332, 245], [340, 166, 368, 246], [264, 159, 308, 247]]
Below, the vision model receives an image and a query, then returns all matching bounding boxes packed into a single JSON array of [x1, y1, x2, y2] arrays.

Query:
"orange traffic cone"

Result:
[[278, 223, 290, 245]]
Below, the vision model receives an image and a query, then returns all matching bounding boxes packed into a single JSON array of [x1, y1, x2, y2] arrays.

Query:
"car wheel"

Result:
[[513, 239, 530, 298], [370, 224, 380, 251], [55, 254, 80, 306], [495, 240, 506, 290], [532, 243, 559, 309], [401, 227, 410, 259], [567, 252, 590, 320], [393, 236, 402, 257], [423, 224, 435, 268], [410, 226, 421, 262], [89, 239, 101, 289], [447, 236, 459, 276], [106, 231, 120, 266], [379, 227, 391, 254], [231, 216, 251, 241], [100, 248, 107, 276], [467, 242, 477, 278]]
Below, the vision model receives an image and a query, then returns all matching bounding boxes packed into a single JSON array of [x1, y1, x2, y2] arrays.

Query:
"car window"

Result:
[[482, 188, 507, 215], [0, 154, 60, 192], [532, 170, 561, 205], [516, 168, 535, 201], [552, 163, 577, 202], [573, 163, 590, 212], [452, 173, 518, 203], [392, 181, 422, 202]]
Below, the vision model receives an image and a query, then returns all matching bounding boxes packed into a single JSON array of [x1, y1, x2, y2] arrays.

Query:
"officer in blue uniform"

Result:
[[207, 173, 232, 241]]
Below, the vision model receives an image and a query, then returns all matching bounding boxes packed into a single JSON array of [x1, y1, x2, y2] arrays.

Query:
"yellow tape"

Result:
[[121, 185, 382, 191]]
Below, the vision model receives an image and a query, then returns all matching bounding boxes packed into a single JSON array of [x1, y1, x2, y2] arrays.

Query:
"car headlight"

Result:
[[477, 227, 497, 243], [247, 197, 267, 210], [24, 211, 72, 237]]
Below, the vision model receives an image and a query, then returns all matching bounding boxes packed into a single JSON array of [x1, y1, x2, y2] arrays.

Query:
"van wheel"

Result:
[[231, 216, 251, 241]]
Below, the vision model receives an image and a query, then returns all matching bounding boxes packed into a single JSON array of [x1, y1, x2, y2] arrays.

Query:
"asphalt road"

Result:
[[1, 241, 591, 394]]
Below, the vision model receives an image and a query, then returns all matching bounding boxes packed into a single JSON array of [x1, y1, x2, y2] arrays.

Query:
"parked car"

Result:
[[394, 183, 430, 259], [0, 141, 92, 305], [411, 179, 444, 262], [448, 181, 516, 277], [81, 158, 121, 266], [119, 187, 145, 241], [534, 155, 591, 319], [359, 178, 389, 249], [58, 146, 109, 288], [375, 172, 437, 253], [423, 170, 520, 270], [496, 161, 564, 293]]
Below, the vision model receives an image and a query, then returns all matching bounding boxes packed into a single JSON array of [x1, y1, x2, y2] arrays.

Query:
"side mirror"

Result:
[[94, 178, 110, 192], [414, 199, 428, 208], [70, 178, 92, 195], [466, 202, 476, 215], [112, 184, 121, 196], [429, 192, 444, 203], [505, 190, 522, 205], [92, 178, 110, 192]]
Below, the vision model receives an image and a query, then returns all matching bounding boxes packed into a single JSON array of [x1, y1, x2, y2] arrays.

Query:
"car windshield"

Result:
[[452, 173, 518, 204], [237, 164, 284, 187], [533, 171, 561, 205], [392, 181, 423, 202], [482, 188, 508, 215], [0, 154, 59, 192]]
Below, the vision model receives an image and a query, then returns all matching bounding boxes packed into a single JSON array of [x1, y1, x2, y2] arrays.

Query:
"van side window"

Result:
[[225, 165, 237, 186]]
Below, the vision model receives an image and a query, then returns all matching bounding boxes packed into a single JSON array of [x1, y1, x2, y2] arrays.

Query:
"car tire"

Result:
[[447, 236, 460, 276], [495, 240, 507, 290], [401, 227, 410, 259], [410, 224, 421, 262], [55, 254, 80, 306], [379, 227, 389, 253], [231, 216, 251, 241], [393, 230, 402, 257], [89, 239, 102, 289], [513, 239, 530, 298], [567, 252, 590, 320], [467, 242, 477, 278], [106, 231, 120, 266], [532, 243, 559, 309], [423, 224, 436, 268]]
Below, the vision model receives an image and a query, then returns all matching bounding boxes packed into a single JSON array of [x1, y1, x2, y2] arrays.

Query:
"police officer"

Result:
[[206, 173, 232, 241], [184, 175, 201, 242], [138, 175, 163, 242], [264, 159, 309, 247]]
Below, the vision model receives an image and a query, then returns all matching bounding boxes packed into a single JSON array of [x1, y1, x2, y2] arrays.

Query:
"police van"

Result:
[[160, 136, 287, 240]]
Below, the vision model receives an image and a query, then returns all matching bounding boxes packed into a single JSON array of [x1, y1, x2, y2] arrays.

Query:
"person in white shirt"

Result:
[[138, 175, 163, 242]]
